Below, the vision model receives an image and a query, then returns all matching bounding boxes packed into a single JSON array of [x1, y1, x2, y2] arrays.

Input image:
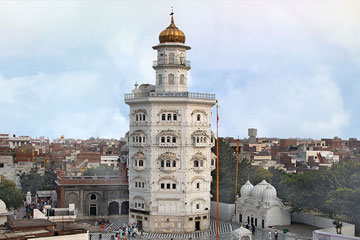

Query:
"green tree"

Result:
[[0, 175, 23, 210], [326, 188, 360, 223], [83, 164, 118, 176], [211, 140, 273, 203], [42, 167, 57, 190], [20, 166, 43, 195], [20, 166, 57, 195]]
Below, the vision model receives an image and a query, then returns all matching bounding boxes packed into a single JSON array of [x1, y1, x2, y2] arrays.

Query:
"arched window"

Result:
[[168, 74, 175, 85], [194, 160, 199, 168], [180, 53, 184, 64], [172, 137, 176, 143], [197, 114, 201, 121], [167, 137, 171, 143], [180, 74, 185, 85], [169, 52, 175, 64], [139, 160, 144, 167], [161, 160, 164, 168], [200, 160, 204, 167], [211, 159, 215, 166], [172, 161, 176, 167], [166, 160, 171, 167], [173, 114, 177, 121], [196, 182, 200, 189], [162, 114, 166, 121], [90, 194, 96, 200], [167, 113, 172, 121], [158, 74, 163, 85]]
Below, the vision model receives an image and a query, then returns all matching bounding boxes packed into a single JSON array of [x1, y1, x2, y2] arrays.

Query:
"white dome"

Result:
[[250, 179, 269, 199], [263, 184, 277, 201], [0, 199, 7, 214], [120, 144, 129, 154], [232, 227, 252, 237], [240, 180, 254, 197]]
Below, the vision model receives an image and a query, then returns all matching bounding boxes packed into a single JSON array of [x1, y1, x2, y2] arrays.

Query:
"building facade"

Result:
[[125, 14, 216, 233], [56, 171, 129, 217]]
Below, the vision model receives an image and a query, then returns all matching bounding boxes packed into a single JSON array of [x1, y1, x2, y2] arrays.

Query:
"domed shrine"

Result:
[[235, 180, 290, 228], [0, 199, 11, 226]]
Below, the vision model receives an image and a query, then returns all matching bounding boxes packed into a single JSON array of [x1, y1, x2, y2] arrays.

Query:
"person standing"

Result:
[[268, 230, 272, 239], [274, 230, 279, 240], [251, 223, 256, 235]]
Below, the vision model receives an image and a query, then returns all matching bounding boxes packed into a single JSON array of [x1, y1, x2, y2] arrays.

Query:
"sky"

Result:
[[0, 0, 360, 140]]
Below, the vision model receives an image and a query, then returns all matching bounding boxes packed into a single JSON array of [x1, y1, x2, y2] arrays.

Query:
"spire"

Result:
[[170, 7, 174, 24]]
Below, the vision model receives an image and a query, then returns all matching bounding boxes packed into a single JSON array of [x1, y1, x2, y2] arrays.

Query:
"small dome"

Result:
[[263, 184, 277, 201], [251, 179, 269, 199], [120, 144, 129, 154], [159, 15, 186, 44], [240, 180, 254, 197], [0, 199, 7, 214]]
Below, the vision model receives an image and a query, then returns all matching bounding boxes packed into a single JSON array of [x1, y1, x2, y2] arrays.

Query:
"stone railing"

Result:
[[153, 59, 191, 68], [57, 175, 128, 185], [125, 92, 216, 101]]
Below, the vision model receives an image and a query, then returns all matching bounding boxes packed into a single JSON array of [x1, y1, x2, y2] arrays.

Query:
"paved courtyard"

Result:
[[87, 217, 312, 240]]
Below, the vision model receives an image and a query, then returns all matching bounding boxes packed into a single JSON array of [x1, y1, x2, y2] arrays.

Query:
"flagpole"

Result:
[[234, 138, 239, 216], [216, 100, 219, 240]]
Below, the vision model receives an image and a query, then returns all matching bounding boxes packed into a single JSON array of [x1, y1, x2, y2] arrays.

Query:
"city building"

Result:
[[235, 180, 291, 228], [124, 13, 216, 233], [0, 156, 15, 184], [56, 169, 129, 217]]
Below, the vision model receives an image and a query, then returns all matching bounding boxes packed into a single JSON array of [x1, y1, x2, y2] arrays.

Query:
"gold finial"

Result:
[[159, 7, 186, 44]]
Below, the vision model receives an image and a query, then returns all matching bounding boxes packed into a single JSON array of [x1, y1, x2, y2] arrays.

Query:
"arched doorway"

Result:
[[121, 201, 129, 215], [108, 201, 119, 215]]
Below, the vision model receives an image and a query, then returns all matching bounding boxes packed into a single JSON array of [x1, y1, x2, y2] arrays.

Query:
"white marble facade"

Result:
[[235, 180, 291, 229], [125, 15, 216, 233]]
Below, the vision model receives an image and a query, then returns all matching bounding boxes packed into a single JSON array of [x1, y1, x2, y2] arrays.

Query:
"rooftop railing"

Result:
[[153, 59, 191, 68], [125, 92, 216, 101]]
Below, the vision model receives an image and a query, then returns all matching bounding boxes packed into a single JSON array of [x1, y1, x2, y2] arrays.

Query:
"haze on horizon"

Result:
[[0, 0, 359, 140]]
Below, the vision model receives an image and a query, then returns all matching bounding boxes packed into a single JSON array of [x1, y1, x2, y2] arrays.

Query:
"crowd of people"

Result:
[[96, 220, 144, 239]]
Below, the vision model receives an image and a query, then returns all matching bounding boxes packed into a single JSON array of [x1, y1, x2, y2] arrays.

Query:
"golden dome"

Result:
[[159, 15, 185, 44]]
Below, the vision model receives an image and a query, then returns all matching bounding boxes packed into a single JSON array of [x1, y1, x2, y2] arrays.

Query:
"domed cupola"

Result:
[[0, 199, 7, 214], [251, 179, 269, 199], [240, 180, 254, 198], [159, 13, 186, 44], [262, 184, 277, 201]]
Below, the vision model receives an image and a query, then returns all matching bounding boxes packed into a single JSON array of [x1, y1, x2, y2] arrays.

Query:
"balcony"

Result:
[[153, 59, 191, 68], [125, 92, 216, 101]]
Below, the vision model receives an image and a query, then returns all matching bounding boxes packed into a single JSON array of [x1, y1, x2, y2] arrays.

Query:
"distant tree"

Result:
[[211, 140, 273, 203], [20, 166, 43, 195], [42, 167, 57, 190], [83, 164, 118, 176], [20, 166, 57, 195], [0, 175, 23, 210]]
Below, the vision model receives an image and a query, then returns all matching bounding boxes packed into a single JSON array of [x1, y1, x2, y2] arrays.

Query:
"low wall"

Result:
[[32, 232, 89, 240], [313, 230, 360, 240], [210, 201, 234, 221], [292, 212, 355, 236]]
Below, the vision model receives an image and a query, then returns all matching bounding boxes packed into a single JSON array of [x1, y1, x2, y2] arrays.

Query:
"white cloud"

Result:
[[217, 66, 349, 138], [0, 0, 359, 139]]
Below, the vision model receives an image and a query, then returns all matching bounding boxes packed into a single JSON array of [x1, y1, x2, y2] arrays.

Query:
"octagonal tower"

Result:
[[125, 13, 216, 233]]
